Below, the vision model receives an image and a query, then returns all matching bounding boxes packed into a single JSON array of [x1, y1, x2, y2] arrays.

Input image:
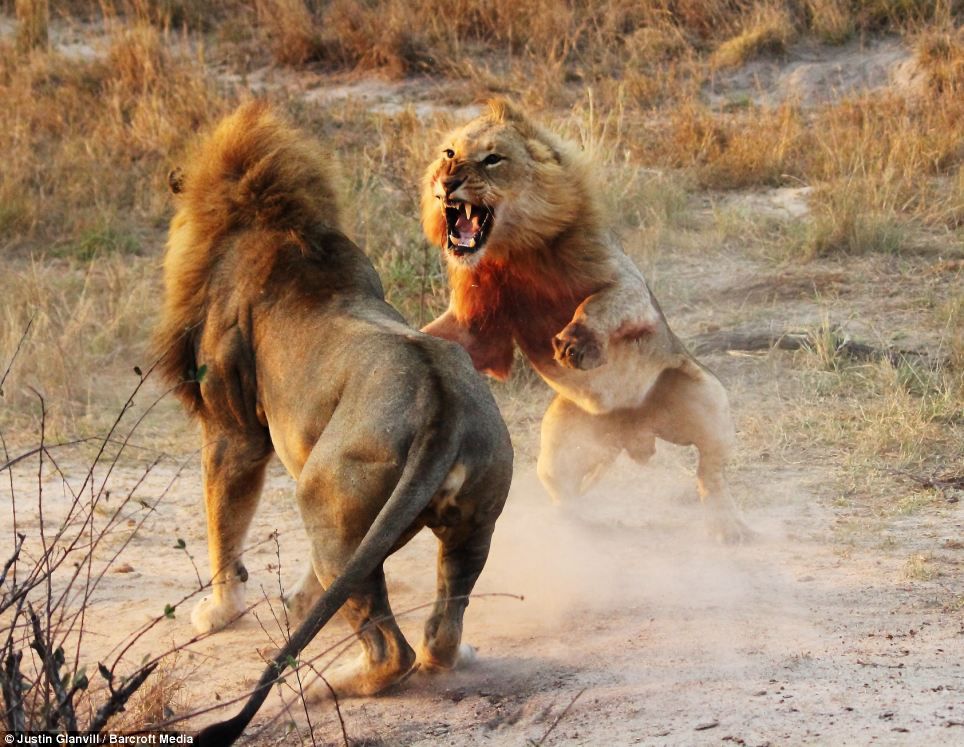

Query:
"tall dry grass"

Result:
[[0, 20, 236, 440], [0, 23, 233, 254], [14, 0, 47, 52]]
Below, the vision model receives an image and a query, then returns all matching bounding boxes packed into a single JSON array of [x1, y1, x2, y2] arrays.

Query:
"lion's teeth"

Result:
[[464, 203, 472, 219], [448, 233, 477, 250]]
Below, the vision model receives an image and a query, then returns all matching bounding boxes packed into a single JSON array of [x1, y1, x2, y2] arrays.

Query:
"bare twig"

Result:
[[530, 688, 586, 746], [28, 606, 78, 731], [0, 317, 32, 398], [1, 650, 26, 732], [0, 534, 26, 590], [688, 325, 930, 366], [310, 672, 347, 747], [888, 469, 964, 492]]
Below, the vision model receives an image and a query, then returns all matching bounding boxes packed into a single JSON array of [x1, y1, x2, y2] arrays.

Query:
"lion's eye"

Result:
[[482, 154, 504, 166], [443, 149, 455, 159]]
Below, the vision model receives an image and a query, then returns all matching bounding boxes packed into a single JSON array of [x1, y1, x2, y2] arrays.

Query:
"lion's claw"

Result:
[[552, 323, 605, 370]]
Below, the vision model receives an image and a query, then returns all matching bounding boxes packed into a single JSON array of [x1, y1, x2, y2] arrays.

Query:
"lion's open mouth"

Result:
[[444, 201, 493, 257]]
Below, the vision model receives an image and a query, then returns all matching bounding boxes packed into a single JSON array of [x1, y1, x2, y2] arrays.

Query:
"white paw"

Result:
[[191, 586, 246, 634], [455, 642, 477, 667], [418, 642, 477, 673]]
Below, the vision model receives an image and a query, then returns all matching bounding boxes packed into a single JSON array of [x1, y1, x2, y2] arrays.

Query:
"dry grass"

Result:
[[106, 659, 186, 730], [0, 256, 164, 439], [2, 1, 960, 443], [14, 0, 47, 52], [0, 20, 239, 439], [711, 6, 796, 69], [0, 21, 233, 254], [805, 0, 857, 44], [781, 332, 962, 488]]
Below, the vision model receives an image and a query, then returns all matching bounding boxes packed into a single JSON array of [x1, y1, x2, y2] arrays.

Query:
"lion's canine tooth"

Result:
[[464, 203, 472, 219]]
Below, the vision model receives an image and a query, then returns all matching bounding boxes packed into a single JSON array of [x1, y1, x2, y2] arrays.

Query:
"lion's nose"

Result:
[[441, 175, 465, 196]]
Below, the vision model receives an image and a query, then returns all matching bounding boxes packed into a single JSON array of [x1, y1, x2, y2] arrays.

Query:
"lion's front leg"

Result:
[[192, 427, 270, 634], [423, 308, 515, 380], [552, 270, 662, 371]]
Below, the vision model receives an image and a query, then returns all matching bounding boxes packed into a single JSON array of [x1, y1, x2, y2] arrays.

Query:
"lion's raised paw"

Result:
[[552, 322, 605, 370]]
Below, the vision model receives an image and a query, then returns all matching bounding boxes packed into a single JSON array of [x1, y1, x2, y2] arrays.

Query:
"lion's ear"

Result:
[[486, 98, 531, 128], [168, 167, 185, 195], [524, 138, 561, 165]]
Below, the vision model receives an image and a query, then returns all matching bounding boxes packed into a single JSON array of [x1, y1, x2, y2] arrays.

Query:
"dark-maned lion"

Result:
[[420, 100, 750, 542], [155, 102, 513, 744]]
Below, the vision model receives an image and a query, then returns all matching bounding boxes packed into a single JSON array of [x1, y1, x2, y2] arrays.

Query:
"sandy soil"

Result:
[[5, 410, 961, 746]]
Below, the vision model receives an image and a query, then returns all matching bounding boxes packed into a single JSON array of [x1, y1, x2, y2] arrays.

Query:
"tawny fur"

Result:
[[421, 99, 751, 542], [156, 102, 512, 745], [154, 100, 341, 408]]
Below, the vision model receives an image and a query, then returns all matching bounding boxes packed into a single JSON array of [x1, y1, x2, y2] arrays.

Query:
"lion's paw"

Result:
[[552, 322, 605, 370], [418, 642, 476, 674], [306, 651, 418, 701], [283, 584, 322, 626], [191, 587, 246, 634], [707, 514, 756, 545]]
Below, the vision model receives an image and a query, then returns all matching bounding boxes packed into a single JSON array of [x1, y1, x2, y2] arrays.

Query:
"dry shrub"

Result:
[[854, 0, 955, 31], [0, 23, 234, 254], [804, 92, 964, 248], [654, 0, 753, 41], [254, 0, 321, 66], [711, 5, 796, 68], [15, 0, 48, 53], [805, 0, 856, 43], [651, 102, 807, 188], [643, 38, 964, 255], [913, 26, 964, 95]]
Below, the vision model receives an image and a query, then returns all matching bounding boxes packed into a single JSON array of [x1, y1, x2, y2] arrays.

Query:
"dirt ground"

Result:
[[5, 244, 962, 747], [8, 408, 963, 747], [2, 18, 963, 747]]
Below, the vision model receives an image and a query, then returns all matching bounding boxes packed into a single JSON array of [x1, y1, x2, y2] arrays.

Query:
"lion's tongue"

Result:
[[455, 212, 479, 240]]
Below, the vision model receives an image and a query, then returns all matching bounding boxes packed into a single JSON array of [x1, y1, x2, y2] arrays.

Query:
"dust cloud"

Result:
[[461, 453, 806, 644]]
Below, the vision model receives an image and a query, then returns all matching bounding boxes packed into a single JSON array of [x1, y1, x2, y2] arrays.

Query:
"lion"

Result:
[[420, 100, 750, 543], [155, 101, 513, 745]]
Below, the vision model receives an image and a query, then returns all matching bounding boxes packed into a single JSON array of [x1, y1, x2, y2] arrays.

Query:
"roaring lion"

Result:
[[155, 102, 512, 744], [421, 100, 749, 542]]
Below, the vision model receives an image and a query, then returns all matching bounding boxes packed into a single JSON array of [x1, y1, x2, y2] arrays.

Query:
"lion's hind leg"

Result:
[[647, 364, 752, 543], [536, 395, 622, 504], [419, 489, 505, 673], [295, 448, 417, 700], [303, 564, 416, 700]]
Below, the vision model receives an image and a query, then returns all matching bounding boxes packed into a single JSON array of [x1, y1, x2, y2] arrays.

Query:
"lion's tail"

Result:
[[175, 100, 343, 238], [195, 412, 461, 746]]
